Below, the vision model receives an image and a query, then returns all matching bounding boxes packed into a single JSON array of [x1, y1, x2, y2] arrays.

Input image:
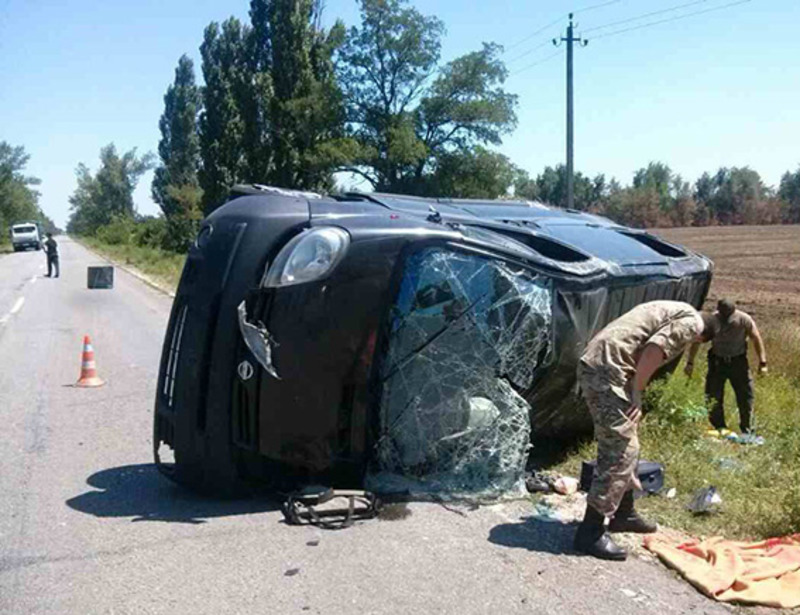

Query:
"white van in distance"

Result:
[[10, 223, 42, 251]]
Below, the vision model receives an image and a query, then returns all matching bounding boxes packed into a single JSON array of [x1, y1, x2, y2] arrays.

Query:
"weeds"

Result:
[[82, 236, 184, 292]]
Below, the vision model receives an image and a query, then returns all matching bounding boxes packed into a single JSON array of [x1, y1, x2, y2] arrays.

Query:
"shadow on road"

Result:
[[488, 516, 580, 556], [66, 464, 280, 524]]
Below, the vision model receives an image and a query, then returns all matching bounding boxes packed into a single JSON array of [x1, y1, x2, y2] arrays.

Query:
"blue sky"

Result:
[[1, 0, 797, 227]]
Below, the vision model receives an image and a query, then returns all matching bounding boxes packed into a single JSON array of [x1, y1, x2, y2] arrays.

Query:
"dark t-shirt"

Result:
[[45, 237, 58, 257], [710, 310, 754, 358]]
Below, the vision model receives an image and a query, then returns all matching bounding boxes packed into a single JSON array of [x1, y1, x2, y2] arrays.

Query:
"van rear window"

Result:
[[13, 225, 37, 234]]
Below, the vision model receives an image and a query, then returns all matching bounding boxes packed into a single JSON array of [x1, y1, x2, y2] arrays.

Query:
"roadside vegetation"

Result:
[[1, 141, 57, 252], [80, 217, 185, 291]]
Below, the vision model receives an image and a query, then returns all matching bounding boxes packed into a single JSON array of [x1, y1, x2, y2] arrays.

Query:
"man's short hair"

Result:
[[717, 298, 735, 322], [700, 312, 716, 342], [46, 232, 53, 238]]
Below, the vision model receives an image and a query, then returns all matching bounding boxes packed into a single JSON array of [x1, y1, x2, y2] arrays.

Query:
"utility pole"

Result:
[[554, 14, 587, 210]]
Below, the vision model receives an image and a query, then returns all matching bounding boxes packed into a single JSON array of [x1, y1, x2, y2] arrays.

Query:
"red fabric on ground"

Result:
[[644, 534, 800, 608]]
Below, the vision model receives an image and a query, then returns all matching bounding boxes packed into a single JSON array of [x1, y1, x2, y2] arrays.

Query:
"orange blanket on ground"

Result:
[[644, 534, 800, 608]]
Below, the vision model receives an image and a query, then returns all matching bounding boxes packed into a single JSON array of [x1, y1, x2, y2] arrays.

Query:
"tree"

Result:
[[694, 167, 769, 224], [67, 144, 154, 235], [428, 147, 517, 198], [514, 164, 606, 211], [633, 162, 673, 212], [779, 166, 800, 223], [198, 2, 350, 214], [0, 142, 43, 234], [199, 18, 249, 213], [339, 0, 517, 195], [256, 0, 350, 190], [152, 54, 204, 250]]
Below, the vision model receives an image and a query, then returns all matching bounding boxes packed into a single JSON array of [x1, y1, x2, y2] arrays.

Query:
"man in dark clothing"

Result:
[[44, 233, 59, 278], [685, 299, 767, 434]]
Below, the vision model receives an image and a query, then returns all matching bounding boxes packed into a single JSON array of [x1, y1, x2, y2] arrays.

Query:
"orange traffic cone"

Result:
[[76, 335, 105, 387]]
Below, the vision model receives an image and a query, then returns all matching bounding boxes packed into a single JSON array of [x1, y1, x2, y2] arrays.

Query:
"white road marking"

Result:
[[30, 276, 37, 285], [39, 264, 45, 270], [10, 297, 25, 314], [0, 297, 26, 327]]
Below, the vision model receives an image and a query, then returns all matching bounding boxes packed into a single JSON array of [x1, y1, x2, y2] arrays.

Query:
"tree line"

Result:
[[63, 0, 800, 251], [1, 142, 57, 244]]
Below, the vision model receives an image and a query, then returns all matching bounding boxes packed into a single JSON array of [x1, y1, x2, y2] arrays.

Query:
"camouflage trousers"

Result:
[[581, 386, 642, 518]]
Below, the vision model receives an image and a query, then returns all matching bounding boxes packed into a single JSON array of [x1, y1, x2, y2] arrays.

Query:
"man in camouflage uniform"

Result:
[[575, 300, 715, 560], [685, 298, 767, 434]]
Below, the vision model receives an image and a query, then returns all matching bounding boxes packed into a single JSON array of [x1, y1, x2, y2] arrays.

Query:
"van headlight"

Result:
[[262, 227, 350, 287]]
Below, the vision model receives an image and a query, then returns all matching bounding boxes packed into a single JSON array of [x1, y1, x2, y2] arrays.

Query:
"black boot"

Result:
[[574, 504, 627, 561], [608, 490, 657, 533]]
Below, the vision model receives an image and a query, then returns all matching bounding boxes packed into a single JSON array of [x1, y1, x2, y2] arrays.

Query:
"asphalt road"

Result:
[[0, 238, 733, 615]]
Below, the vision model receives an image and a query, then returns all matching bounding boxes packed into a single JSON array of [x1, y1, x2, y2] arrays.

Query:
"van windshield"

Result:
[[13, 225, 37, 234]]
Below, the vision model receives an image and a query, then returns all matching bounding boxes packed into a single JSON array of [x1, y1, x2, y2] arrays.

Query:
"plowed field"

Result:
[[653, 225, 800, 321]]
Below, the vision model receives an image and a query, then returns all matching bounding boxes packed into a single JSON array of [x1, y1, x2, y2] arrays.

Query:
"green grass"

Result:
[[550, 320, 800, 540], [81, 236, 185, 293]]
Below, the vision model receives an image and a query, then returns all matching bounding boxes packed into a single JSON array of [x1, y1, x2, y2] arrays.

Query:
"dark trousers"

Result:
[[47, 255, 59, 278], [705, 352, 754, 433]]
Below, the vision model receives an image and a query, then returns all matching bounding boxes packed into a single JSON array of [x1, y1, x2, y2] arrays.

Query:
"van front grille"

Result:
[[163, 304, 188, 409]]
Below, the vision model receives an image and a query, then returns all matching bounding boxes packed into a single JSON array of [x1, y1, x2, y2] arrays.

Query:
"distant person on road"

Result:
[[44, 232, 59, 278], [685, 298, 767, 434], [575, 301, 715, 561]]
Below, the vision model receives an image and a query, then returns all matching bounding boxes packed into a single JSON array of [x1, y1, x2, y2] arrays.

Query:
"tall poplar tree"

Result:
[[152, 55, 203, 249]]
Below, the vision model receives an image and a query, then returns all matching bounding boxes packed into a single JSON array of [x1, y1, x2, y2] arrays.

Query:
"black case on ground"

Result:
[[579, 459, 664, 495]]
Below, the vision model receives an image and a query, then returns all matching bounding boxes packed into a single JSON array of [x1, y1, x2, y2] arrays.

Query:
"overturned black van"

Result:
[[153, 185, 712, 496]]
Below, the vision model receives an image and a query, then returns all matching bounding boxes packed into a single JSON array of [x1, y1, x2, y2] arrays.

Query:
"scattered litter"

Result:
[[706, 429, 765, 446], [715, 457, 742, 472], [620, 588, 637, 598], [306, 539, 320, 547], [731, 433, 766, 446], [525, 473, 551, 494], [665, 488, 677, 499], [284, 568, 301, 577], [552, 476, 579, 496], [282, 487, 381, 529], [530, 501, 562, 523], [687, 486, 722, 515], [580, 459, 664, 495]]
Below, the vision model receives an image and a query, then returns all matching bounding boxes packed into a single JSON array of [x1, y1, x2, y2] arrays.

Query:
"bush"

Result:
[[132, 216, 168, 250], [94, 216, 135, 245]]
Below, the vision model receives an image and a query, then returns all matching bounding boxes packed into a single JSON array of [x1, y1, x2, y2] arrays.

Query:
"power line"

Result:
[[573, 0, 623, 15], [509, 49, 564, 77], [506, 39, 552, 65], [504, 15, 565, 53], [505, 0, 621, 55], [591, 0, 752, 40], [583, 0, 711, 34]]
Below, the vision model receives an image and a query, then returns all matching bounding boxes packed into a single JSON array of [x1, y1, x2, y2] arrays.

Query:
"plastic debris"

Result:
[[666, 487, 677, 499], [553, 476, 579, 495], [687, 486, 722, 514], [715, 457, 742, 471], [731, 433, 766, 446], [237, 300, 280, 379], [530, 501, 562, 523]]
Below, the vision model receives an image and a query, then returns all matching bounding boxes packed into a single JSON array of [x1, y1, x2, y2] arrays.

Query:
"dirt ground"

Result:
[[653, 225, 800, 322]]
